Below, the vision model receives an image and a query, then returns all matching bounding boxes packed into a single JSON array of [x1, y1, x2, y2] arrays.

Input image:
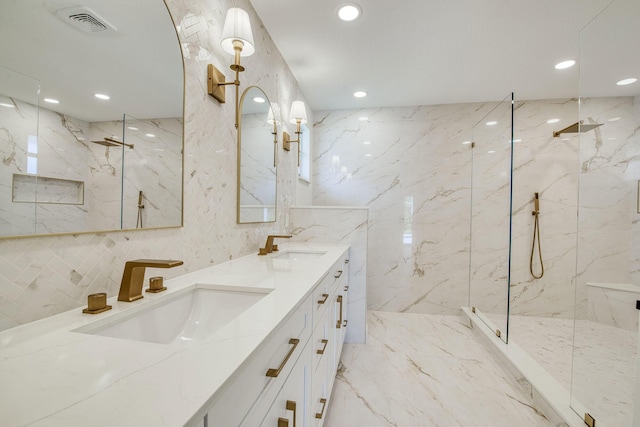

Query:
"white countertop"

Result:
[[0, 243, 349, 427]]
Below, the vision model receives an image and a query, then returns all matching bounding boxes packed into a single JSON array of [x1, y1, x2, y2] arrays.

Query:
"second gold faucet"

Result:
[[259, 235, 291, 255]]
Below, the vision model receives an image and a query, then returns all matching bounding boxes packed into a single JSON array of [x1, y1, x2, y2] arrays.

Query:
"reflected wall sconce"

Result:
[[267, 103, 280, 167], [207, 7, 255, 128], [283, 101, 307, 166]]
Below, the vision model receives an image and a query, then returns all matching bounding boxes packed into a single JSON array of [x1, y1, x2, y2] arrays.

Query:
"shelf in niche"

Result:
[[12, 174, 85, 205]]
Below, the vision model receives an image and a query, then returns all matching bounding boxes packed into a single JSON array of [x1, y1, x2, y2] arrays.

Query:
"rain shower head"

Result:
[[90, 137, 134, 149], [553, 121, 603, 138]]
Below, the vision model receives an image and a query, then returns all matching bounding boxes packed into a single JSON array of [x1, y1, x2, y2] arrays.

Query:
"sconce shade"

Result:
[[221, 8, 255, 57], [267, 103, 281, 125], [289, 101, 308, 124]]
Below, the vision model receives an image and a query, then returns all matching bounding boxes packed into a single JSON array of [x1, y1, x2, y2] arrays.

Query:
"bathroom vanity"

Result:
[[0, 243, 349, 427]]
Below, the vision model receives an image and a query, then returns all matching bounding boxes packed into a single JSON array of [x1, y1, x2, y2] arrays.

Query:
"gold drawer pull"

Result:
[[336, 295, 343, 329], [278, 418, 288, 427], [266, 338, 300, 378], [317, 293, 329, 304], [344, 259, 349, 264], [334, 270, 343, 278], [343, 319, 348, 327], [317, 339, 329, 354], [286, 400, 297, 427], [315, 398, 327, 419]]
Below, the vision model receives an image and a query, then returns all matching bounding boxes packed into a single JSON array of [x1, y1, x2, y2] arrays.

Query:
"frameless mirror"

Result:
[[237, 86, 277, 223], [0, 0, 184, 238]]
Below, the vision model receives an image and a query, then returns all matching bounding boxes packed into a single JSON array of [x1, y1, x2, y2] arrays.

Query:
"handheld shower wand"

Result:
[[530, 192, 544, 279], [136, 190, 145, 229]]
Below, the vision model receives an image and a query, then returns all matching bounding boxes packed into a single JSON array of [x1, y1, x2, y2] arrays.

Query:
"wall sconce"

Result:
[[283, 101, 307, 166], [207, 7, 255, 128], [267, 103, 280, 167]]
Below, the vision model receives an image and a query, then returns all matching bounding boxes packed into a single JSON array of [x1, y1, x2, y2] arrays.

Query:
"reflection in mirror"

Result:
[[0, 0, 184, 238], [237, 86, 277, 223]]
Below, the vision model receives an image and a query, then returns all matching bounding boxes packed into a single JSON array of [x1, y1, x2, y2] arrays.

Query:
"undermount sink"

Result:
[[75, 285, 271, 345], [273, 250, 326, 261]]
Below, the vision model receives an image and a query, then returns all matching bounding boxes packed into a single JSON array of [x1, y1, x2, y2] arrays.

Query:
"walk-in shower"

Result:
[[467, 0, 640, 425]]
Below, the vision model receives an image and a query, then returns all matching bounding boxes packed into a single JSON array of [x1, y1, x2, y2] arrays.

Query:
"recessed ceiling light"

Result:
[[462, 141, 472, 145], [127, 126, 139, 130], [487, 150, 496, 154], [354, 91, 367, 98], [608, 117, 621, 122], [94, 93, 110, 100], [561, 137, 570, 141], [358, 116, 368, 121], [363, 141, 371, 145], [146, 133, 156, 138], [253, 97, 265, 103], [365, 153, 372, 157], [486, 121, 497, 126], [547, 118, 560, 124], [512, 139, 522, 143], [0, 102, 15, 108], [555, 60, 575, 70], [616, 77, 638, 86], [44, 98, 59, 104], [338, 4, 361, 21]]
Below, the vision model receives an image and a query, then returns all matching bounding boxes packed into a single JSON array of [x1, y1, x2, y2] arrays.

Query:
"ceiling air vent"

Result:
[[56, 6, 117, 33]]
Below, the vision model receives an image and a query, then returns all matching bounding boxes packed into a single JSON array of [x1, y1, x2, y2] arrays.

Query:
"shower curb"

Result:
[[461, 307, 588, 427]]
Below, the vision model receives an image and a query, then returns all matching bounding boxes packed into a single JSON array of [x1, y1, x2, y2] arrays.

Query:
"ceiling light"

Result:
[[486, 121, 497, 126], [363, 141, 371, 145], [0, 102, 15, 108], [353, 91, 367, 98], [146, 133, 156, 138], [554, 60, 575, 70], [547, 118, 560, 124], [44, 98, 59, 104], [253, 96, 265, 103], [487, 150, 496, 154], [338, 4, 361, 21], [608, 117, 621, 122], [461, 141, 471, 145], [365, 153, 372, 157], [616, 78, 638, 86], [127, 126, 139, 130], [94, 93, 110, 100], [512, 139, 522, 143], [358, 116, 368, 121]]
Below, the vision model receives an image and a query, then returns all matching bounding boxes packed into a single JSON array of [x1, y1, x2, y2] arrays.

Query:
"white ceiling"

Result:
[[0, 0, 183, 122], [249, 0, 640, 111]]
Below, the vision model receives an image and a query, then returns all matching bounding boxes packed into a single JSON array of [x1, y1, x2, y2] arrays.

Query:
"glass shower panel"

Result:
[[469, 93, 514, 342], [0, 66, 39, 236], [572, 0, 640, 424]]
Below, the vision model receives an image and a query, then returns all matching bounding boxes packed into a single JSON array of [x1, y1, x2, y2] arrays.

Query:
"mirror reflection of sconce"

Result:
[[207, 7, 255, 128], [283, 101, 307, 166], [267, 103, 280, 167]]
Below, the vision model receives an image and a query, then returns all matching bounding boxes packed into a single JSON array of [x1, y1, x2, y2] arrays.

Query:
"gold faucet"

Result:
[[259, 235, 291, 255], [117, 259, 184, 302]]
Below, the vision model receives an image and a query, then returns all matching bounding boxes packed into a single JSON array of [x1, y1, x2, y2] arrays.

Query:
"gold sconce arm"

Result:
[[282, 119, 303, 167]]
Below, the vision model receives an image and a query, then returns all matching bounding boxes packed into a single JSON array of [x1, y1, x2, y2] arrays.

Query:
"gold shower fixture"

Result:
[[283, 101, 307, 166], [207, 7, 255, 128]]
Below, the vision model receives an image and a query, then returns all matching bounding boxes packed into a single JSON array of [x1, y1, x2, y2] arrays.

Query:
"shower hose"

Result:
[[530, 193, 544, 279]]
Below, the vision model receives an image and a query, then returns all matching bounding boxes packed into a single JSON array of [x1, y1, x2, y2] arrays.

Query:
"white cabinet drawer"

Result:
[[206, 297, 312, 427]]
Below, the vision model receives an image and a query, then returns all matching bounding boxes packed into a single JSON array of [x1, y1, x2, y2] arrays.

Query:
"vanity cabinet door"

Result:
[[259, 339, 312, 427]]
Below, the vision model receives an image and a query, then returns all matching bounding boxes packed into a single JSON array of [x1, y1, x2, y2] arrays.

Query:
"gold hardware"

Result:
[[471, 306, 476, 313], [117, 259, 183, 302], [334, 270, 343, 279], [90, 137, 134, 149], [146, 276, 166, 293], [317, 339, 328, 355], [553, 121, 602, 138], [82, 293, 112, 314], [283, 131, 291, 151], [315, 398, 327, 419], [286, 400, 297, 427], [336, 295, 343, 329], [266, 338, 300, 377], [584, 413, 595, 427], [343, 319, 348, 327], [284, 101, 307, 167], [278, 418, 288, 427], [259, 235, 291, 255], [344, 259, 349, 264], [318, 293, 329, 304], [496, 329, 501, 338], [207, 64, 226, 103], [344, 285, 349, 291]]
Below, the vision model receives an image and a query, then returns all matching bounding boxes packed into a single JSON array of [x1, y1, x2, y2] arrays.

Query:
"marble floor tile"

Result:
[[325, 311, 552, 427]]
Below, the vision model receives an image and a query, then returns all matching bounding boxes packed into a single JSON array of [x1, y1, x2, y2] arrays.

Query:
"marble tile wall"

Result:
[[289, 206, 368, 343], [312, 97, 636, 319], [0, 0, 307, 330]]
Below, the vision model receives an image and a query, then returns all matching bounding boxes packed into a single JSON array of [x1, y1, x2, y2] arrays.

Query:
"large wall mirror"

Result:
[[237, 86, 277, 223], [0, 0, 184, 238]]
